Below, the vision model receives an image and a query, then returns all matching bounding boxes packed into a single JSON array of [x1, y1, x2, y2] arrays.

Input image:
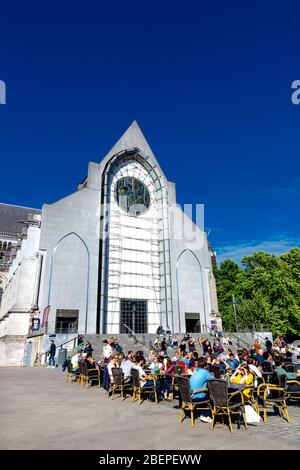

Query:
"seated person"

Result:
[[226, 353, 239, 370], [230, 364, 254, 399], [157, 357, 175, 399], [107, 355, 118, 384], [133, 356, 156, 400], [84, 355, 99, 386], [71, 352, 81, 373], [119, 352, 133, 381], [172, 351, 180, 364], [156, 325, 165, 336], [148, 349, 156, 363], [165, 326, 172, 335], [254, 348, 264, 365], [212, 356, 227, 371], [189, 351, 199, 370], [179, 351, 190, 367], [190, 358, 213, 423], [273, 356, 299, 382], [149, 356, 163, 374]]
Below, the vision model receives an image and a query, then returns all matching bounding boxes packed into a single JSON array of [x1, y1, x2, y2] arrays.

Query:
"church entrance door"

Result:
[[185, 312, 201, 333], [120, 299, 148, 334]]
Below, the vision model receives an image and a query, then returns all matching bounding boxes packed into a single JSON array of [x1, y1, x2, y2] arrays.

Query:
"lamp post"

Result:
[[226, 294, 241, 332]]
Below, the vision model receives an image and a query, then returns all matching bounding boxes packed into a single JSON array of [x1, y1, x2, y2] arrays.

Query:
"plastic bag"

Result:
[[244, 405, 261, 424]]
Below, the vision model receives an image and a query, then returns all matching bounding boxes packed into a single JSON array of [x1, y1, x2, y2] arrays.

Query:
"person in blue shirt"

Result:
[[226, 353, 239, 369], [189, 358, 213, 423], [190, 358, 213, 399], [179, 351, 190, 367]]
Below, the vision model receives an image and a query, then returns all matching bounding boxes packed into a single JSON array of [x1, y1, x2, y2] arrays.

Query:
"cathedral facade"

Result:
[[0, 122, 220, 365]]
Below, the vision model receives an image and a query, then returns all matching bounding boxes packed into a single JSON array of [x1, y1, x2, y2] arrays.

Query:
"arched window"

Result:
[[0, 241, 2, 249], [8, 242, 12, 250], [3, 242, 7, 250]]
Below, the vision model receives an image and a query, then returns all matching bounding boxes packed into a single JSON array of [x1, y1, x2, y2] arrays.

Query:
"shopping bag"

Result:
[[244, 405, 261, 424]]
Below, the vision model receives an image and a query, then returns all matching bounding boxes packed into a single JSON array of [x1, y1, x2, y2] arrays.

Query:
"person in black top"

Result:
[[265, 337, 273, 350], [84, 341, 93, 356], [161, 338, 168, 355], [156, 325, 165, 336], [48, 340, 56, 368], [179, 340, 186, 353]]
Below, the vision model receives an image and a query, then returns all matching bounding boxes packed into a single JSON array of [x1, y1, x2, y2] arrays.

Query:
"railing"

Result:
[[35, 334, 81, 366], [122, 323, 149, 349], [226, 332, 251, 350], [122, 323, 138, 344]]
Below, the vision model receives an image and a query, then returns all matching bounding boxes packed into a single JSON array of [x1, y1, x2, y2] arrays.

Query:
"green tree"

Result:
[[215, 247, 300, 337]]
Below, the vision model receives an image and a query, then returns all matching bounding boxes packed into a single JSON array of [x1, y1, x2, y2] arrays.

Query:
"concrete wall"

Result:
[[169, 206, 212, 334], [39, 185, 101, 335]]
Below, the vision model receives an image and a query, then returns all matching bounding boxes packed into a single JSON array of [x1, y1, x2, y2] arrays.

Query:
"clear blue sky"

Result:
[[1, 1, 300, 264]]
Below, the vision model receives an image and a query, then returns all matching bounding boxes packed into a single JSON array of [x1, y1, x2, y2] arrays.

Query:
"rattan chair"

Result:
[[177, 376, 212, 428], [285, 363, 296, 373], [211, 365, 221, 379], [286, 378, 300, 402], [131, 368, 158, 404], [257, 371, 291, 423], [80, 361, 89, 387], [66, 361, 78, 383], [111, 367, 133, 400], [261, 361, 274, 383], [208, 379, 247, 433], [86, 365, 101, 388]]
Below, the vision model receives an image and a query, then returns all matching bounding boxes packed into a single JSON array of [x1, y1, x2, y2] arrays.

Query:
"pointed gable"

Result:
[[99, 121, 166, 179]]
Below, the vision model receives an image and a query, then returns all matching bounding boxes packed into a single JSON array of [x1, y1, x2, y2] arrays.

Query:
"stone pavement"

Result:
[[0, 367, 299, 450]]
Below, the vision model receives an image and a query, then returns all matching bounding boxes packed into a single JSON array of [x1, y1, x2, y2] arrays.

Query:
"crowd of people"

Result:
[[58, 332, 300, 426]]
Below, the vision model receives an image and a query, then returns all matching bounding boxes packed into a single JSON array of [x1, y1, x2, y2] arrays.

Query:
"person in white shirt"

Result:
[[149, 356, 163, 374], [71, 352, 81, 372], [134, 357, 154, 388], [102, 340, 112, 363], [107, 355, 118, 384]]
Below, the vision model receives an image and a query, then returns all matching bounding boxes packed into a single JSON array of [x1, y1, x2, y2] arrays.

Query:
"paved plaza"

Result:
[[0, 367, 299, 450]]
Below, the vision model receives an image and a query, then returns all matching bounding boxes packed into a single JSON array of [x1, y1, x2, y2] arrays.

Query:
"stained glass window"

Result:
[[115, 177, 150, 215]]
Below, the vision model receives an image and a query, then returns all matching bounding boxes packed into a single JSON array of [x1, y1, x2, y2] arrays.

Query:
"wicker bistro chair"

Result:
[[285, 363, 296, 373], [257, 371, 291, 423], [80, 362, 100, 388], [131, 368, 158, 404], [78, 361, 88, 386], [286, 378, 300, 402], [86, 365, 101, 388], [207, 379, 247, 433], [177, 376, 212, 428], [80, 361, 88, 387], [261, 361, 274, 383], [110, 367, 133, 400], [66, 361, 79, 383]]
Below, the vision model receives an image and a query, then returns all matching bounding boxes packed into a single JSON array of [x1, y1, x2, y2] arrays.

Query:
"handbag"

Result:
[[244, 405, 261, 424]]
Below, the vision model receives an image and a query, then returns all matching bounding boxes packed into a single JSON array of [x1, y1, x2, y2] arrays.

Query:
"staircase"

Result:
[[44, 331, 251, 365], [76, 332, 240, 361]]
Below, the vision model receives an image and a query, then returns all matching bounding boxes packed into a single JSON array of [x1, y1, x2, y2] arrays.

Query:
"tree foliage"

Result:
[[215, 247, 300, 336]]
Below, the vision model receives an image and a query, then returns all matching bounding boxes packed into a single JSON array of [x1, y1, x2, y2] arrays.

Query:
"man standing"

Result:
[[48, 340, 56, 368], [102, 339, 112, 364]]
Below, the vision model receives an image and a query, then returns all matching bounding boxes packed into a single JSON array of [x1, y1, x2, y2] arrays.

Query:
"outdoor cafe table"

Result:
[[227, 383, 254, 392]]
